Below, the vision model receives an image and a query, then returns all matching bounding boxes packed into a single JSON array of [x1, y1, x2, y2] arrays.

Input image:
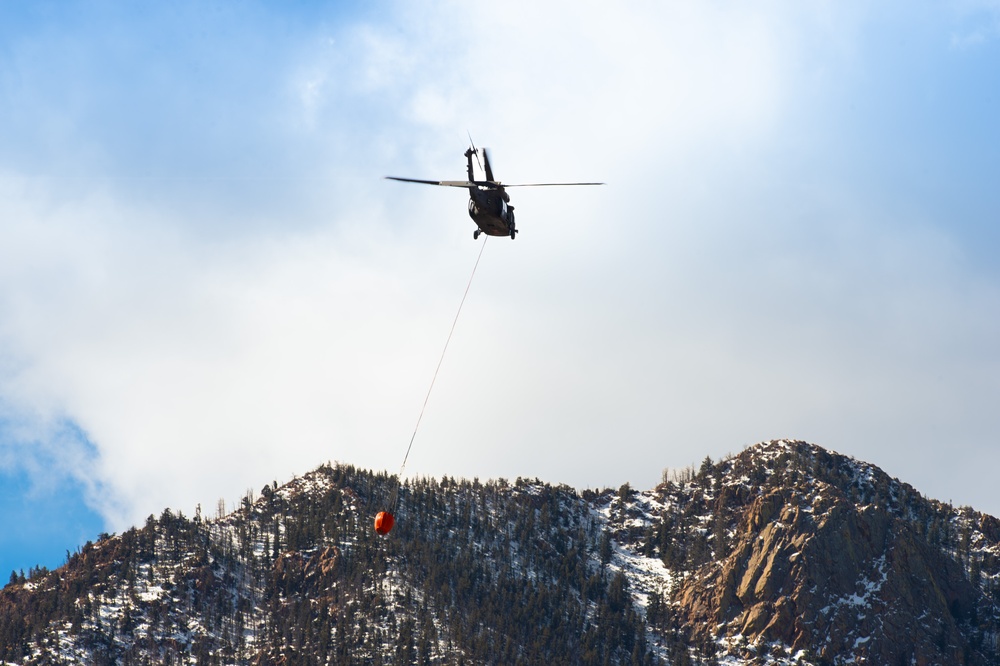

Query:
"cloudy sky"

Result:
[[2, 1, 999, 577]]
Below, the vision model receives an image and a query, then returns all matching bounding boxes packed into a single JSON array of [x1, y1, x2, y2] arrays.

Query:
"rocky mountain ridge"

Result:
[[2, 439, 998, 665], [600, 439, 1000, 664]]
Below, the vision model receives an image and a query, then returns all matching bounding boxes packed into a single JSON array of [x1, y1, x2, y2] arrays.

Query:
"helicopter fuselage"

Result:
[[468, 186, 515, 239]]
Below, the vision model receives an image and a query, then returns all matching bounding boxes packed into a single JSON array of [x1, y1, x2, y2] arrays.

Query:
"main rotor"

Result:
[[385, 145, 603, 191]]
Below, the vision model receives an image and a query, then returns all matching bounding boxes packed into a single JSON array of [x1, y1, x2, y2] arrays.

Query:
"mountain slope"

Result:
[[2, 440, 998, 665], [599, 440, 1000, 664]]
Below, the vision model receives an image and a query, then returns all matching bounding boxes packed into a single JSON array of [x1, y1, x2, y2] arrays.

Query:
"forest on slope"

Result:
[[2, 440, 998, 665], [1, 464, 664, 665]]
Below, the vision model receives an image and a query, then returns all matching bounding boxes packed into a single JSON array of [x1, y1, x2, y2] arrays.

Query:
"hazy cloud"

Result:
[[1, 1, 999, 536]]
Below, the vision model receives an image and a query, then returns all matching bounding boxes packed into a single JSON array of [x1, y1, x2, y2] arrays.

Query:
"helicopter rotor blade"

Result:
[[386, 176, 602, 189], [483, 148, 495, 182], [384, 177, 480, 188], [467, 132, 485, 174], [503, 182, 605, 187]]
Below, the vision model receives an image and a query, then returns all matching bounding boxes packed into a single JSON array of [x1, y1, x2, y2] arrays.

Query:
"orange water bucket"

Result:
[[374, 511, 395, 535]]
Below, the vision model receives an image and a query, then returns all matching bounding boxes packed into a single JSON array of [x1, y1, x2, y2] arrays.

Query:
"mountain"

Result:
[[1, 440, 998, 665]]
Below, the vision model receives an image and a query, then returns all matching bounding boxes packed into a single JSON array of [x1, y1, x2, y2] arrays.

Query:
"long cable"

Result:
[[387, 236, 489, 512]]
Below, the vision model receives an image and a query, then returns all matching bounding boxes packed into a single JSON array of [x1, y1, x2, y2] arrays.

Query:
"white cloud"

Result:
[[2, 1, 1000, 534]]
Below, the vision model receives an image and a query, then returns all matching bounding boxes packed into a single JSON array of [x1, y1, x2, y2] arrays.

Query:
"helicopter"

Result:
[[386, 145, 603, 240]]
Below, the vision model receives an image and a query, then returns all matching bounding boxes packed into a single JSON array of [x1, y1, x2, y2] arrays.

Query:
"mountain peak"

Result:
[[2, 442, 998, 665]]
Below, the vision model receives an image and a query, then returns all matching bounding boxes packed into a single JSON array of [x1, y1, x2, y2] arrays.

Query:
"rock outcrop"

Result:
[[673, 440, 997, 665]]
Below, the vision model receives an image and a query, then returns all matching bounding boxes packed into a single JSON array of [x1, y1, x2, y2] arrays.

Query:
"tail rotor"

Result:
[[467, 131, 485, 176]]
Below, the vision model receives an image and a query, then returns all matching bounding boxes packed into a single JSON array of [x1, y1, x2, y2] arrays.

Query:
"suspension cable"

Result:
[[387, 236, 489, 511]]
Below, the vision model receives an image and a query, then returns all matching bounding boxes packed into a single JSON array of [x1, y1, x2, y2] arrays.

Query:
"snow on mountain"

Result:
[[2, 441, 998, 665]]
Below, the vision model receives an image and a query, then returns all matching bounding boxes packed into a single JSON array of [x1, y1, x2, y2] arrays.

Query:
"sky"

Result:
[[2, 1, 999, 578]]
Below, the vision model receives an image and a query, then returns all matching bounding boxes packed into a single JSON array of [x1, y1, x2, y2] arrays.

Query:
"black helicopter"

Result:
[[386, 145, 603, 240]]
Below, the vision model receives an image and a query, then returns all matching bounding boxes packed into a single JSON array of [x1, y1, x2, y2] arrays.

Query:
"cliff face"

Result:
[[667, 441, 999, 665], [1, 440, 998, 665]]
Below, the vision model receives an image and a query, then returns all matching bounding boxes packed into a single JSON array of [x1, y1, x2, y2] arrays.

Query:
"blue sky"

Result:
[[1, 444, 103, 578], [2, 1, 999, 578]]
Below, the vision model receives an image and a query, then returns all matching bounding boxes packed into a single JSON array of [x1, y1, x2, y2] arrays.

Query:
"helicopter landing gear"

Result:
[[473, 229, 481, 240]]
